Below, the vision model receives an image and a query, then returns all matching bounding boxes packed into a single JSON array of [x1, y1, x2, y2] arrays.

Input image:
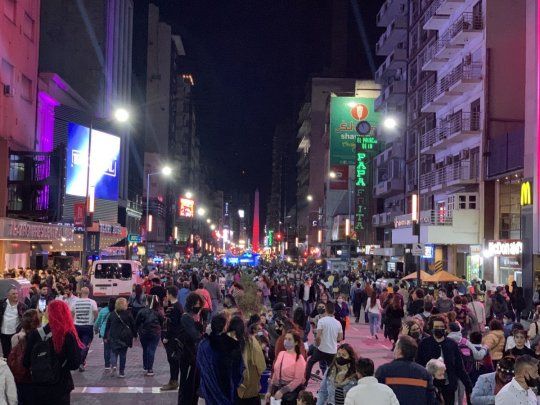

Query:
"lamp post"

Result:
[[145, 166, 172, 257], [82, 107, 130, 275]]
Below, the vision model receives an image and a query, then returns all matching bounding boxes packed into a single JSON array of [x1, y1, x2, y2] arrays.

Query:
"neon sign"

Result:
[[355, 135, 379, 233], [521, 181, 532, 206]]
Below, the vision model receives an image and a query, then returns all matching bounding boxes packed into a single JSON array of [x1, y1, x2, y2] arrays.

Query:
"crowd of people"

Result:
[[0, 263, 538, 404]]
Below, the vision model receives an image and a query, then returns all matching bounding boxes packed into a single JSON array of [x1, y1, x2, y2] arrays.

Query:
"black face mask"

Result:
[[433, 378, 446, 388], [410, 331, 421, 340], [432, 328, 446, 339], [335, 357, 349, 366], [317, 307, 325, 315], [497, 373, 513, 385], [192, 306, 201, 313], [525, 376, 540, 390]]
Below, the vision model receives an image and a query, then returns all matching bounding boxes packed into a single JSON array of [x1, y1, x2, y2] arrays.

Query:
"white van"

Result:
[[90, 260, 143, 303]]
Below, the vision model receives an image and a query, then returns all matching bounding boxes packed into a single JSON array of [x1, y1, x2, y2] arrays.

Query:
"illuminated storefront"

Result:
[[487, 240, 523, 286]]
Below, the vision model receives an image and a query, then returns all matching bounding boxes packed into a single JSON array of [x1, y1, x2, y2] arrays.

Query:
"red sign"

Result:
[[330, 165, 349, 190], [350, 103, 369, 121], [74, 203, 85, 226]]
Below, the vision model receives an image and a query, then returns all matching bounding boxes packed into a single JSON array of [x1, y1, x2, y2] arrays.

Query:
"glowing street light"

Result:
[[383, 116, 398, 130], [210, 224, 216, 231], [206, 218, 211, 224], [197, 207, 206, 217], [238, 209, 245, 218], [185, 191, 193, 199], [161, 166, 172, 176], [113, 107, 130, 123], [329, 171, 337, 179], [306, 195, 313, 202]]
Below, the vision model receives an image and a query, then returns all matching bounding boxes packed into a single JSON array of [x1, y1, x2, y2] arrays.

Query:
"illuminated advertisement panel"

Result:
[[179, 198, 195, 217], [65, 123, 121, 201]]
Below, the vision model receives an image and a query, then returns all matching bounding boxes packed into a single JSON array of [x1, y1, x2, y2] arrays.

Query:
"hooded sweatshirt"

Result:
[[0, 358, 18, 405]]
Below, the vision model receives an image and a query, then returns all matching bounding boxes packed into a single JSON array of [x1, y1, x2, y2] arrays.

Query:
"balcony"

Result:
[[421, 112, 481, 153], [420, 84, 443, 113], [372, 212, 398, 227], [420, 160, 478, 192], [377, 0, 407, 27], [376, 16, 408, 56], [375, 79, 406, 111], [437, 0, 466, 15], [392, 209, 480, 244], [375, 47, 407, 83], [423, 0, 450, 31], [433, 63, 482, 104], [422, 40, 450, 71], [374, 178, 404, 198], [449, 12, 484, 45]]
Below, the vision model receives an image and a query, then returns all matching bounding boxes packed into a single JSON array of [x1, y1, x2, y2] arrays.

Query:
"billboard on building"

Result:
[[65, 123, 121, 201], [329, 97, 379, 165], [329, 165, 349, 190], [179, 198, 195, 217]]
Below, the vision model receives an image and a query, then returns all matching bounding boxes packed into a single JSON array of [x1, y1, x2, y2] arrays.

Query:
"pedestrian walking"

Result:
[[344, 357, 399, 405], [237, 319, 267, 405], [0, 288, 26, 358], [316, 343, 358, 405], [94, 298, 115, 370], [135, 295, 164, 376], [366, 291, 382, 339], [23, 300, 83, 405], [128, 284, 146, 319], [71, 287, 98, 372], [104, 297, 136, 378], [384, 295, 404, 351], [161, 285, 183, 391], [470, 356, 515, 405], [495, 354, 538, 404], [335, 294, 350, 340]]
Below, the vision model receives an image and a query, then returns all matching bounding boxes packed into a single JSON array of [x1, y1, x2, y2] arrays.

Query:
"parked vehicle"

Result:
[[90, 260, 143, 303]]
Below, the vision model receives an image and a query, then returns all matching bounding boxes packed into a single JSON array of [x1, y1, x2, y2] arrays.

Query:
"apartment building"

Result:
[[392, 0, 525, 281], [372, 0, 408, 271]]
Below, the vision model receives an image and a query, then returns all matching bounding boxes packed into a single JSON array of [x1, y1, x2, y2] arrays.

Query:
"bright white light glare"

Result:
[[88, 186, 95, 213], [238, 209, 245, 218], [148, 215, 153, 232], [114, 108, 130, 123], [347, 102, 357, 108], [329, 171, 337, 179], [197, 207, 206, 217], [174, 226, 178, 240], [185, 191, 193, 199], [306, 195, 313, 202], [412, 194, 418, 222], [161, 166, 172, 176], [206, 218, 211, 224], [210, 224, 216, 231], [345, 218, 350, 236], [383, 117, 398, 130], [317, 229, 322, 244], [337, 249, 343, 256]]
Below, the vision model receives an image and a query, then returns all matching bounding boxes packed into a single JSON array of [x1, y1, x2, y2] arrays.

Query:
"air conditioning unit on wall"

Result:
[[3, 84, 14, 97]]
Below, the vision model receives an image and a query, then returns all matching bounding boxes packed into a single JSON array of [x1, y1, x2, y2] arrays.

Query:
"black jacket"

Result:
[[104, 310, 137, 351], [297, 284, 316, 303], [163, 301, 184, 340], [180, 313, 203, 364], [408, 299, 425, 316], [376, 358, 438, 405], [135, 307, 164, 337], [417, 336, 472, 392], [23, 324, 81, 399], [0, 299, 26, 330]]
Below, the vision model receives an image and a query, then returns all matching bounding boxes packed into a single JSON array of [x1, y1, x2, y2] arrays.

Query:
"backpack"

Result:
[[7, 338, 31, 384], [492, 296, 507, 315], [458, 338, 475, 374], [30, 327, 65, 385]]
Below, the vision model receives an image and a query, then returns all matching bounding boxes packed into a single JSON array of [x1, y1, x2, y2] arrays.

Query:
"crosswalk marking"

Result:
[[72, 387, 175, 394]]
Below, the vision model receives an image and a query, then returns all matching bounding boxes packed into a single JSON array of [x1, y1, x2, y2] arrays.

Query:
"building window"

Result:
[[23, 12, 34, 41], [499, 182, 521, 239], [4, 0, 15, 23], [20, 74, 32, 101], [1, 59, 13, 86]]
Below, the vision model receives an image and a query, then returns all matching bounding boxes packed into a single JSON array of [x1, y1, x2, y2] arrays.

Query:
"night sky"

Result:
[[160, 0, 385, 212]]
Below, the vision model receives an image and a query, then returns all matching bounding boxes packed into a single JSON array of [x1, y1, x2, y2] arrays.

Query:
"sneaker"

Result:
[[143, 369, 147, 373], [146, 370, 155, 376], [118, 373, 126, 378], [104, 367, 111, 371], [160, 381, 179, 391], [110, 367, 117, 376]]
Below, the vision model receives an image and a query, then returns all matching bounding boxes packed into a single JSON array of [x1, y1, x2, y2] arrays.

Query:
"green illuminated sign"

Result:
[[267, 230, 274, 246], [355, 136, 379, 233], [330, 97, 380, 165]]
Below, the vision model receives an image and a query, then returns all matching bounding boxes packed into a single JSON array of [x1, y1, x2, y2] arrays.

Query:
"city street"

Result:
[[71, 316, 394, 404]]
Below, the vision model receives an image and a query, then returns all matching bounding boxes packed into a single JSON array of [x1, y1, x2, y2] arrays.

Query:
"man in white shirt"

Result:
[[305, 301, 343, 382], [345, 357, 399, 405], [58, 285, 78, 308], [0, 287, 26, 357], [495, 355, 539, 405], [72, 287, 98, 371]]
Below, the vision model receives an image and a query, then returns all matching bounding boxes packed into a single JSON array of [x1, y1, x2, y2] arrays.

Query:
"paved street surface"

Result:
[[72, 315, 394, 404]]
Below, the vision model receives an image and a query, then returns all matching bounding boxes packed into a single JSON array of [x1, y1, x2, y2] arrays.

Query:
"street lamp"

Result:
[[145, 165, 172, 246], [306, 195, 313, 202], [185, 191, 193, 199], [206, 218, 211, 224], [329, 171, 337, 179], [238, 209, 245, 218], [210, 224, 216, 231], [82, 107, 130, 274], [383, 116, 398, 130], [197, 207, 206, 217]]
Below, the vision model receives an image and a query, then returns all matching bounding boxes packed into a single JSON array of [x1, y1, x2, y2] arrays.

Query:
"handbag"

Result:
[[115, 311, 133, 347], [271, 354, 303, 402]]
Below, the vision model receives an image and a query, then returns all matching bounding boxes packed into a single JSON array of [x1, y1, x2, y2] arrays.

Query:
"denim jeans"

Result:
[[75, 324, 94, 365], [111, 347, 128, 373], [368, 312, 380, 336], [103, 339, 112, 368], [139, 334, 160, 371]]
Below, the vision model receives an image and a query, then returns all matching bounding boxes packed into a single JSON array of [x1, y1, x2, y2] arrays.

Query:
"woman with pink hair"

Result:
[[23, 300, 83, 405]]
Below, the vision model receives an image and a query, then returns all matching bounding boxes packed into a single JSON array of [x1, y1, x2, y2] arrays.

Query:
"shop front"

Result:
[[487, 240, 523, 286], [0, 217, 74, 274]]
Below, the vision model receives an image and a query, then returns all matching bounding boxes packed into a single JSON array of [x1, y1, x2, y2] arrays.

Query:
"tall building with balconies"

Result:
[[392, 0, 525, 281], [371, 0, 408, 269]]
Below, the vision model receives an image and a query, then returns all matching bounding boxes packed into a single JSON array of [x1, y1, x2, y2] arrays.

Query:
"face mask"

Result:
[[192, 306, 201, 313], [497, 373, 513, 385], [256, 331, 264, 337], [432, 328, 446, 339], [317, 307, 325, 315], [335, 357, 349, 366], [525, 376, 540, 390], [433, 378, 446, 388], [283, 340, 295, 351], [410, 331, 421, 339]]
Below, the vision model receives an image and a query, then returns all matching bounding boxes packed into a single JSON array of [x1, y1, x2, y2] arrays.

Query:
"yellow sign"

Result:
[[521, 181, 532, 206]]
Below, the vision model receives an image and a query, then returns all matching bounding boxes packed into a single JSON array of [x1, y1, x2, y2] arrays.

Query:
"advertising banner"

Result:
[[329, 165, 349, 190], [179, 198, 195, 217], [330, 97, 379, 165], [66, 123, 121, 201], [73, 202, 85, 226]]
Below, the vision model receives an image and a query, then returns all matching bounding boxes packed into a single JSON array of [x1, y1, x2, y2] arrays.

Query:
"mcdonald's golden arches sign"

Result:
[[521, 181, 532, 206]]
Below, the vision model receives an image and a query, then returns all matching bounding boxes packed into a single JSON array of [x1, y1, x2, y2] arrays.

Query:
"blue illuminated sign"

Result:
[[66, 123, 121, 201], [422, 245, 434, 259]]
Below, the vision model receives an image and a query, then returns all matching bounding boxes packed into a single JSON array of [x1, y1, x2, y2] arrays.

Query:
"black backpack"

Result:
[[30, 327, 65, 385]]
